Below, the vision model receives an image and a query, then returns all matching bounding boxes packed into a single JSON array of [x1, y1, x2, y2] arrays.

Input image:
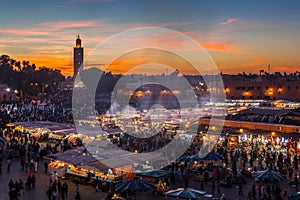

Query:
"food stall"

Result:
[[66, 164, 90, 183], [49, 131, 68, 141], [63, 154, 97, 182], [46, 147, 96, 181], [10, 121, 74, 141], [164, 120, 180, 131], [48, 160, 67, 177], [92, 168, 124, 192], [65, 161, 122, 185], [31, 128, 51, 141], [94, 169, 123, 183], [154, 180, 170, 195], [97, 114, 117, 129], [66, 133, 82, 146]]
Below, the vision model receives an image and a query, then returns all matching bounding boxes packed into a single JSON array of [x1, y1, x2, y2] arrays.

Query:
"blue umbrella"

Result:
[[253, 170, 287, 182], [288, 192, 300, 200], [199, 152, 224, 161], [137, 170, 170, 179], [165, 188, 206, 199], [0, 136, 6, 143], [115, 178, 155, 192], [116, 178, 155, 200], [178, 155, 201, 163]]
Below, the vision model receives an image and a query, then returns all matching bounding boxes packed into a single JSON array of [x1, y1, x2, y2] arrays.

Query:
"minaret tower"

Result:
[[73, 35, 83, 78]]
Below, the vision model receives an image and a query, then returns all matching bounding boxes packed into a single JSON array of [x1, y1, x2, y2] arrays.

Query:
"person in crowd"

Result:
[[32, 173, 36, 189], [51, 189, 57, 200], [14, 181, 20, 197], [294, 154, 298, 170], [251, 183, 256, 199], [211, 181, 215, 196], [0, 156, 3, 174], [7, 157, 12, 172], [57, 180, 62, 196], [46, 187, 52, 200], [238, 182, 243, 196], [63, 182, 69, 199], [61, 185, 66, 200], [8, 179, 14, 191], [18, 179, 25, 196], [75, 192, 81, 200], [295, 174, 299, 191], [8, 187, 18, 200], [216, 181, 221, 196], [44, 161, 49, 173]]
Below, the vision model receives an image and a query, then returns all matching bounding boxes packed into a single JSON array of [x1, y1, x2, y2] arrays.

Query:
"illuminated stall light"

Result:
[[271, 132, 276, 136]]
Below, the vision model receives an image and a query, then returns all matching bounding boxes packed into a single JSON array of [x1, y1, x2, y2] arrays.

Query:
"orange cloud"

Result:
[[2, 18, 294, 76], [220, 18, 239, 25], [40, 20, 101, 30], [0, 29, 49, 36], [245, 55, 266, 67], [221, 20, 279, 31], [202, 42, 246, 54], [103, 49, 201, 75], [269, 65, 300, 73]]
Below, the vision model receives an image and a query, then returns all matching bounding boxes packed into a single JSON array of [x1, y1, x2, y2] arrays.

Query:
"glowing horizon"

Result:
[[1, 1, 300, 76]]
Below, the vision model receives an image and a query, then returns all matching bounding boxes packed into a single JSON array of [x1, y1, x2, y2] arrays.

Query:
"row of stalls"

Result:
[[45, 146, 174, 196], [217, 127, 300, 153], [6, 121, 82, 146], [44, 138, 172, 188], [4, 118, 193, 197], [46, 147, 124, 186]]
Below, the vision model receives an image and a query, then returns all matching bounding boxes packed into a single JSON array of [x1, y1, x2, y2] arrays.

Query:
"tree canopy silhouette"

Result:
[[0, 54, 65, 96]]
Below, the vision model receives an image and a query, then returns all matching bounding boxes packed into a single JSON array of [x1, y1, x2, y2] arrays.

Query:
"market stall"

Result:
[[66, 164, 90, 183], [93, 169, 123, 183], [46, 147, 98, 183], [76, 161, 122, 184], [48, 160, 67, 177], [49, 131, 70, 141]]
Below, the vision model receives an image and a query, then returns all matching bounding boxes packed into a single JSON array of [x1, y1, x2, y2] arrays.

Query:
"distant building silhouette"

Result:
[[73, 35, 83, 78], [222, 73, 300, 101], [0, 84, 16, 103]]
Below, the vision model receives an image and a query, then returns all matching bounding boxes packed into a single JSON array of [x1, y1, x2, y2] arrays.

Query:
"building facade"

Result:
[[222, 74, 300, 102], [0, 84, 16, 103]]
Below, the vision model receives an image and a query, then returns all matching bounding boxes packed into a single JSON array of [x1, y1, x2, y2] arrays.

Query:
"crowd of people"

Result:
[[0, 124, 75, 200], [2, 96, 300, 200], [115, 130, 176, 153], [165, 133, 300, 200], [46, 177, 69, 200], [0, 91, 73, 127]]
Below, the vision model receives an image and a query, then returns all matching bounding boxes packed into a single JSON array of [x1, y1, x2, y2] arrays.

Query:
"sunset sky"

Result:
[[1, 0, 300, 76]]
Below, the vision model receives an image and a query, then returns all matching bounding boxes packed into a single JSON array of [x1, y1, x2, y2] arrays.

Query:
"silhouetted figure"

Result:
[[238, 183, 243, 196], [75, 192, 81, 200], [211, 181, 215, 195], [295, 174, 299, 191], [63, 182, 68, 198], [7, 158, 12, 172], [46, 187, 52, 200]]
